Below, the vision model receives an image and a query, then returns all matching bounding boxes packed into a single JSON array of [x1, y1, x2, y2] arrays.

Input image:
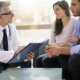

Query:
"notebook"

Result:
[[8, 43, 43, 63]]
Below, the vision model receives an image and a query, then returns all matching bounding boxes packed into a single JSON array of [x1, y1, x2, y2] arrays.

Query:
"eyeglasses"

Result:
[[1, 10, 13, 15]]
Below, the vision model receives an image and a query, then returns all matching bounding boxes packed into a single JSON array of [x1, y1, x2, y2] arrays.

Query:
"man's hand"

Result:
[[66, 34, 79, 43], [26, 52, 34, 60], [14, 46, 34, 60], [45, 44, 59, 58], [14, 46, 25, 56]]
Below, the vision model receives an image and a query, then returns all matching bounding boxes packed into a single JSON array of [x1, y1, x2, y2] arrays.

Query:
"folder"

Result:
[[8, 43, 43, 63]]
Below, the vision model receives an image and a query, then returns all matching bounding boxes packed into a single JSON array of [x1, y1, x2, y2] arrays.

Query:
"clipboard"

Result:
[[8, 43, 43, 63]]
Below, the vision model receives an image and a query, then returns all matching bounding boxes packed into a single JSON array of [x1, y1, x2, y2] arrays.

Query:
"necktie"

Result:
[[3, 29, 8, 51]]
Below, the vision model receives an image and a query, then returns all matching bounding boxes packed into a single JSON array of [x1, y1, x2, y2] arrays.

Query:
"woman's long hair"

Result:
[[53, 0, 70, 36]]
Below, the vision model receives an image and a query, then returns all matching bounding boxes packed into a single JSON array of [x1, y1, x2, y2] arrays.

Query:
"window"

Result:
[[9, 0, 72, 44]]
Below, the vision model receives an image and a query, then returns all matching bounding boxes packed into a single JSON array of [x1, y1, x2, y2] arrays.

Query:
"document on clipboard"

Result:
[[8, 43, 43, 63]]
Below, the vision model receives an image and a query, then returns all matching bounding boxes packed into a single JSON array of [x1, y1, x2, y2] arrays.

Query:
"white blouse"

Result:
[[49, 18, 77, 43]]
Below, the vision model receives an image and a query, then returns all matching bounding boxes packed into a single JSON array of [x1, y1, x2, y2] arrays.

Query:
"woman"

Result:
[[36, 0, 76, 80]]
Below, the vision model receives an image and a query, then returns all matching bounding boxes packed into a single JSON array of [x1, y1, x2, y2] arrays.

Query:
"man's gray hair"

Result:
[[0, 1, 11, 14]]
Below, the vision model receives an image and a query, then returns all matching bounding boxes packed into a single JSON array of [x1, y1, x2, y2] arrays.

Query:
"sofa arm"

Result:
[[39, 39, 49, 55]]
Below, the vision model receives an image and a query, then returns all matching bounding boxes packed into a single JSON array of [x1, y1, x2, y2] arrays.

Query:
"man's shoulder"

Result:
[[7, 23, 17, 33], [8, 23, 16, 27], [74, 18, 80, 26], [72, 18, 80, 31], [8, 23, 16, 29]]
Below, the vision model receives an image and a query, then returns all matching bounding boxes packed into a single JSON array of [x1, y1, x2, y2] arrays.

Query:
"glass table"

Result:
[[0, 68, 62, 80]]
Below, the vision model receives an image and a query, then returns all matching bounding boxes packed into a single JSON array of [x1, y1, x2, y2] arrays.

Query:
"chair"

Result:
[[33, 39, 49, 67]]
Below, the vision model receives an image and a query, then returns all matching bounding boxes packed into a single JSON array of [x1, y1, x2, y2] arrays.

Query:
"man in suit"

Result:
[[0, 1, 34, 70]]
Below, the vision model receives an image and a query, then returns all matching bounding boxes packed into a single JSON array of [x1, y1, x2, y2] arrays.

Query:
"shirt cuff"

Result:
[[3, 51, 14, 63], [68, 42, 77, 47], [70, 45, 80, 55], [24, 59, 28, 62]]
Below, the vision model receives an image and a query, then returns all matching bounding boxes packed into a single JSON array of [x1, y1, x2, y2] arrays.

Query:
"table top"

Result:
[[0, 68, 62, 80]]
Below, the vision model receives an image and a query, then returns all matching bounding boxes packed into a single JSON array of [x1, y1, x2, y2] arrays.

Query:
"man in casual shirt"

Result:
[[45, 0, 80, 80], [0, 1, 34, 70]]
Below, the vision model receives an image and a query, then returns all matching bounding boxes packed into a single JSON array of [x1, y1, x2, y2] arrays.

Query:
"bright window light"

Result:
[[19, 0, 36, 7]]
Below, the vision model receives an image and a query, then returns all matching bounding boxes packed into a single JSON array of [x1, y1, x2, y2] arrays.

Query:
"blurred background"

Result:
[[9, 0, 71, 45]]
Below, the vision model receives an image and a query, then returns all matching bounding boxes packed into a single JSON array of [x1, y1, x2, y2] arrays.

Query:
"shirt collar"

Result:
[[0, 25, 7, 32]]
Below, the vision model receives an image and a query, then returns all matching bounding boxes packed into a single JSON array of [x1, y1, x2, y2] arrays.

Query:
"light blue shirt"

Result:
[[69, 18, 80, 55]]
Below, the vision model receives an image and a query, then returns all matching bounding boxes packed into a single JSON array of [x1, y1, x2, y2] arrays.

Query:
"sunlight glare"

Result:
[[19, 0, 35, 7]]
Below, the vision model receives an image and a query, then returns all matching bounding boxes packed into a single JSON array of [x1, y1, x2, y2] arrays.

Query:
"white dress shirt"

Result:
[[0, 23, 21, 63]]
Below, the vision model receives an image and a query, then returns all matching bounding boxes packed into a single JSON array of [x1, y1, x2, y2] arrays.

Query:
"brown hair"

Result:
[[53, 0, 70, 36]]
